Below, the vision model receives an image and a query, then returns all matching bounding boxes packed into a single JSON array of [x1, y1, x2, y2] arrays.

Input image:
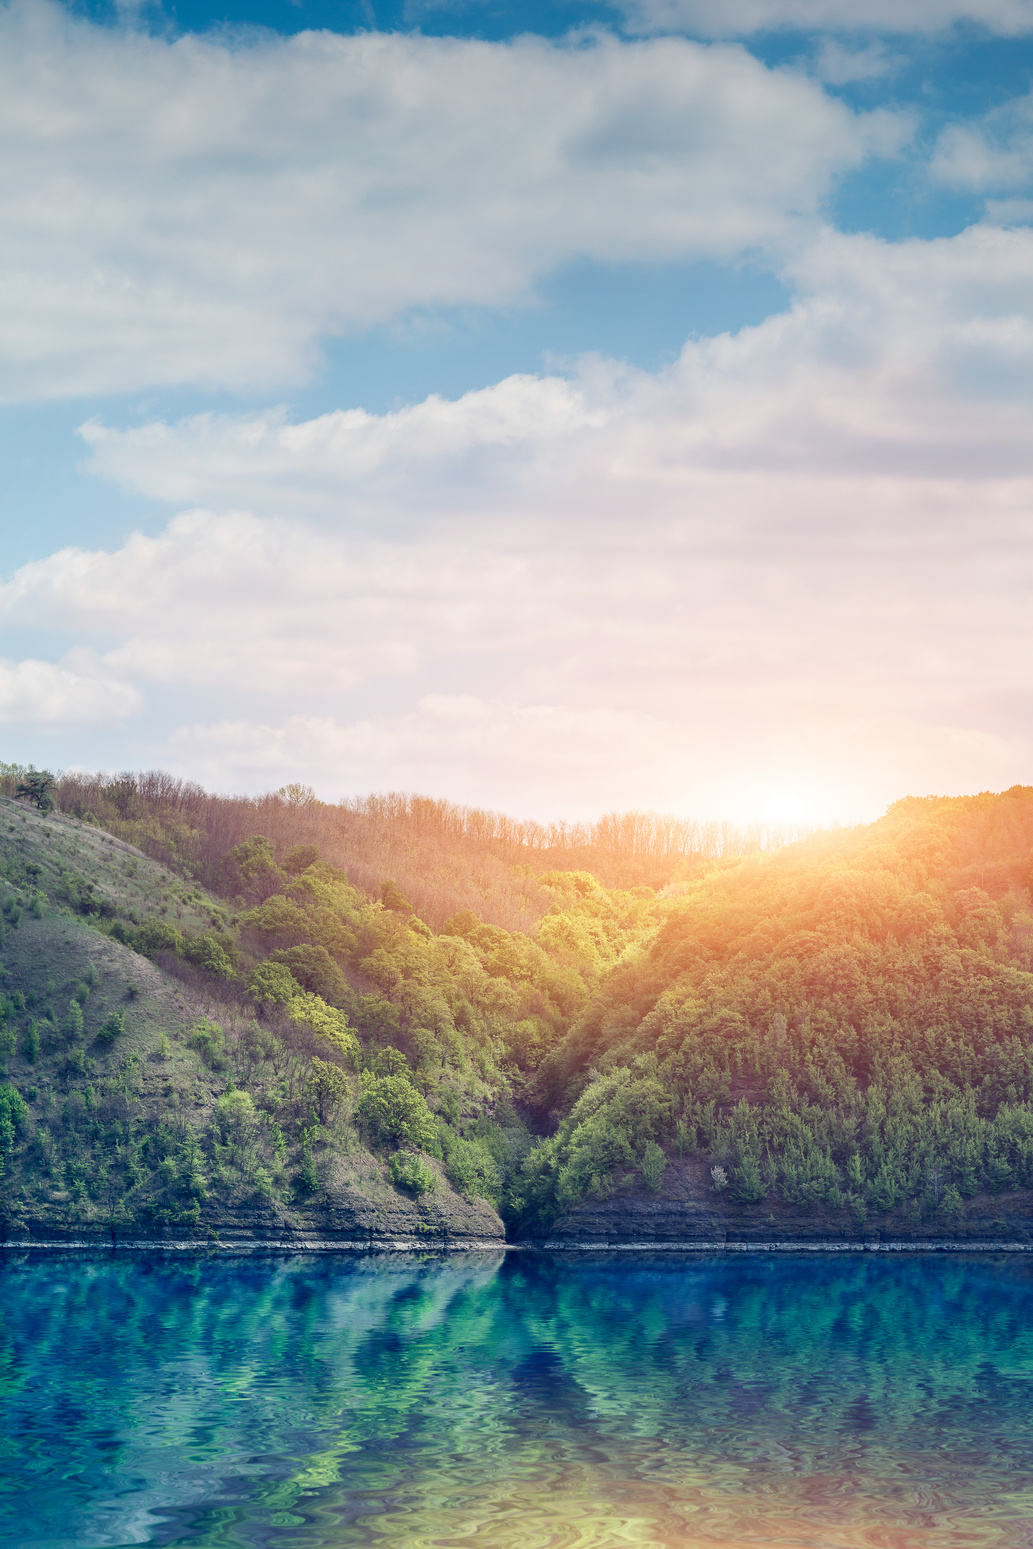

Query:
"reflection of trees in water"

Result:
[[1, 1251, 1033, 1544]]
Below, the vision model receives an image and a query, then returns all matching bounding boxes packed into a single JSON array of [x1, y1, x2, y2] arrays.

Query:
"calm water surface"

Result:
[[2, 1250, 1033, 1548]]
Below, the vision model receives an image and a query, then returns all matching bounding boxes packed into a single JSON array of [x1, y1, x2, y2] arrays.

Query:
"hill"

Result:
[[0, 782, 678, 1247], [5, 770, 1033, 1249], [513, 787, 1033, 1242]]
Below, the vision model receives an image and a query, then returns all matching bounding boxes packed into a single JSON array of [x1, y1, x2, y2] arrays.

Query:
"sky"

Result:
[[1, 0, 1033, 826]]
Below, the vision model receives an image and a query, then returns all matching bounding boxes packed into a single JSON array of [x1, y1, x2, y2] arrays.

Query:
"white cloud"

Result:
[[78, 373, 611, 515], [814, 40, 899, 83], [0, 2, 898, 400], [620, 0, 1033, 37], [0, 656, 141, 723], [932, 89, 1033, 197], [8, 222, 1033, 816]]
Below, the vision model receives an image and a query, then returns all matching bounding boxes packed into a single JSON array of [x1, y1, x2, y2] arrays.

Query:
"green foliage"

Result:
[[181, 934, 235, 977], [389, 1150, 435, 1195], [641, 1140, 666, 1191], [96, 1010, 125, 1044], [439, 1129, 501, 1203], [190, 1017, 228, 1069], [0, 1082, 28, 1166], [15, 770, 55, 814], [230, 836, 278, 882], [62, 999, 84, 1041], [248, 962, 302, 1005], [357, 1075, 437, 1151], [283, 845, 319, 875], [23, 1021, 39, 1062], [309, 1057, 351, 1122], [381, 879, 413, 913]]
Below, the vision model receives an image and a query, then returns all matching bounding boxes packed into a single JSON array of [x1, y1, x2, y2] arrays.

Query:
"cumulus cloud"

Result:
[[8, 222, 1033, 814], [0, 2, 901, 400], [932, 88, 1033, 198], [620, 0, 1033, 36], [0, 656, 141, 724], [81, 224, 1033, 514]]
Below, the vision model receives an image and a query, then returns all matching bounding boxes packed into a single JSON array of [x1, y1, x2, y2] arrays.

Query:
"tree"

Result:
[[248, 962, 302, 1006], [310, 1058, 351, 1122], [15, 769, 55, 813], [357, 1074, 437, 1150], [641, 1141, 666, 1191]]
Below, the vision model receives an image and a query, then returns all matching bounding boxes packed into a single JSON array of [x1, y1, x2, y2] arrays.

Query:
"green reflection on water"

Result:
[[2, 1251, 1033, 1547]]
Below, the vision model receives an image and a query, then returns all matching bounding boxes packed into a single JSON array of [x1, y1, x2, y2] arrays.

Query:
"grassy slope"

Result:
[[0, 800, 503, 1244]]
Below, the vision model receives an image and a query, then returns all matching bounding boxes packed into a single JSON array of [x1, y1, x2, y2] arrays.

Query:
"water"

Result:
[[2, 1251, 1033, 1548]]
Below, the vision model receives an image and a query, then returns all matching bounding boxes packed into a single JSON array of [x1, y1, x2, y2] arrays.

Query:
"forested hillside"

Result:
[[517, 787, 1033, 1238], [2, 765, 1033, 1245]]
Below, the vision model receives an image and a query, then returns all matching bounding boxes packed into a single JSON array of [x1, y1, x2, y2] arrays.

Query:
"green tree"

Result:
[[15, 769, 55, 813], [310, 1057, 351, 1122], [641, 1140, 667, 1191], [357, 1075, 437, 1150], [248, 962, 302, 1006]]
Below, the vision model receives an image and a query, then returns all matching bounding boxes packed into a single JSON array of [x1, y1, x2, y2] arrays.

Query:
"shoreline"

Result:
[[3, 1236, 1033, 1253]]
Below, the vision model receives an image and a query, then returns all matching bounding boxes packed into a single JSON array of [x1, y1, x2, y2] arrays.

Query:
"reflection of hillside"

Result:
[[2, 1251, 1033, 1546]]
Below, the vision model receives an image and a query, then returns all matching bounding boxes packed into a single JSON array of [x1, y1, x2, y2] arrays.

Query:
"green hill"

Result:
[[4, 770, 1033, 1248], [515, 788, 1033, 1241]]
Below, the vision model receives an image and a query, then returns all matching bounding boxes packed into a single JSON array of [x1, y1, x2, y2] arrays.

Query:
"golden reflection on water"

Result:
[[308, 1435, 1033, 1548]]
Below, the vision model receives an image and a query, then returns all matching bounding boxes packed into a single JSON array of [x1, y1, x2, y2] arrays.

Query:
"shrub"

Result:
[[23, 1022, 39, 1062], [390, 1151, 435, 1196], [0, 1083, 28, 1162], [190, 1017, 228, 1069], [134, 920, 183, 957], [441, 1133, 501, 1203], [730, 1155, 767, 1203], [710, 1164, 728, 1193], [181, 935, 235, 978], [96, 1009, 125, 1044]]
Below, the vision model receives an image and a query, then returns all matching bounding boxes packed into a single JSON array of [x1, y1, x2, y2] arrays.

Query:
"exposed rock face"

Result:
[[4, 1187, 504, 1249], [532, 1159, 1033, 1247]]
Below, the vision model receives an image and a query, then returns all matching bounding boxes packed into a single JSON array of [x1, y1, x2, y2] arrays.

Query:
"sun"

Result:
[[726, 782, 839, 833]]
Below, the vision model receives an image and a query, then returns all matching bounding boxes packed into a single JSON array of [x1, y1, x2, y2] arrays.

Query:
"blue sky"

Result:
[[1, 0, 1033, 823]]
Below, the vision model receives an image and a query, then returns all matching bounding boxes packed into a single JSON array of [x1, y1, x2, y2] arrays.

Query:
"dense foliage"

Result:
[[3, 764, 1033, 1240], [514, 788, 1033, 1232]]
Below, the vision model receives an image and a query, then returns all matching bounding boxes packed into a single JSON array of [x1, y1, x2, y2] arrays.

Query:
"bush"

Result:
[[441, 1131, 501, 1203], [134, 920, 183, 957], [390, 1151, 435, 1196], [181, 935, 234, 978], [96, 1010, 125, 1044], [357, 1075, 437, 1150], [190, 1017, 227, 1069], [23, 1022, 39, 1062], [730, 1155, 767, 1203]]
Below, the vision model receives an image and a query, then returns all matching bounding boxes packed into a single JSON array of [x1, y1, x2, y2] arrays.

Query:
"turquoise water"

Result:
[[2, 1251, 1033, 1547]]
